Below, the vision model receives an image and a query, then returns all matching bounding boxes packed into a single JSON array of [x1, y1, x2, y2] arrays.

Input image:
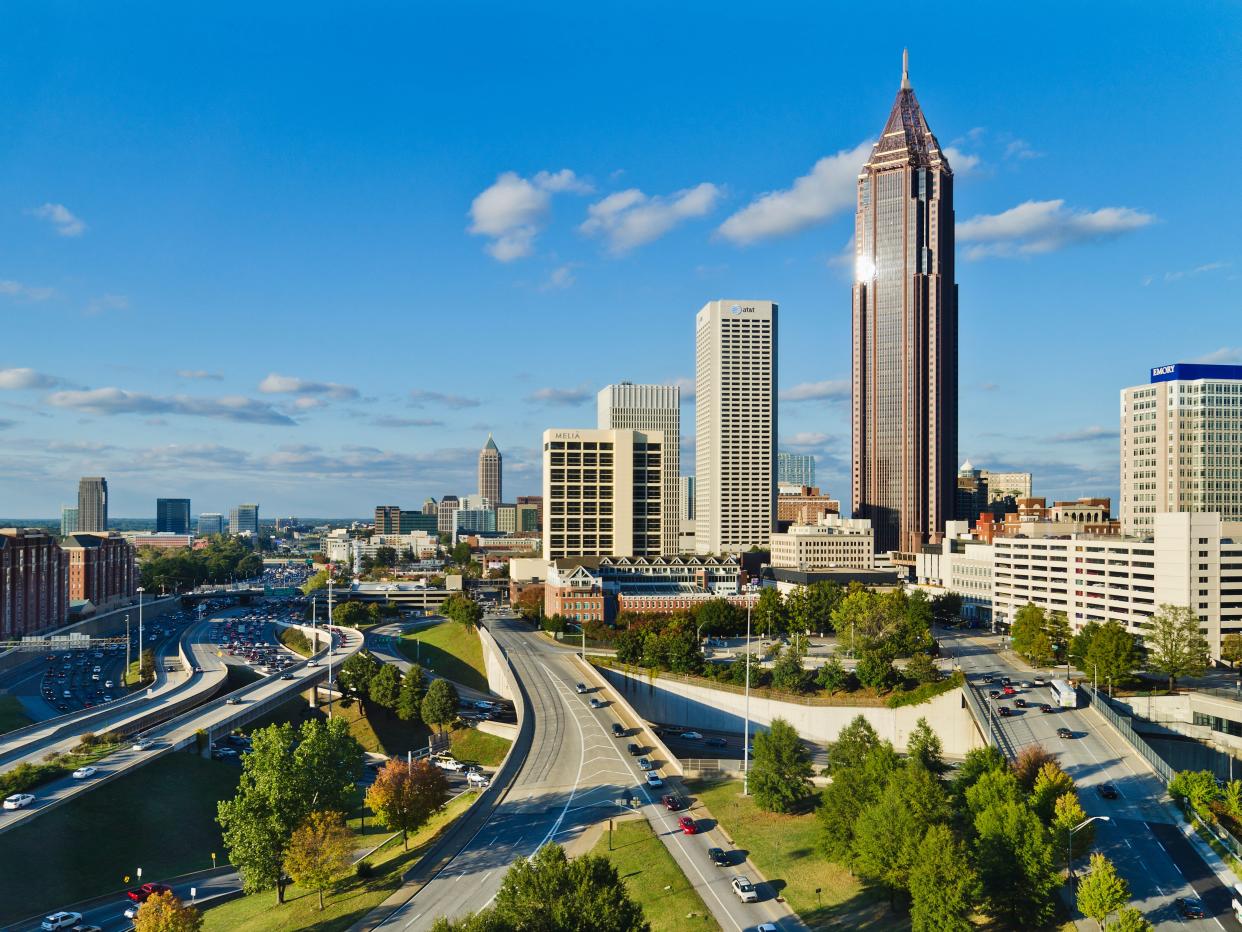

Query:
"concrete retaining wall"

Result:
[[478, 625, 516, 702], [596, 666, 983, 757], [577, 657, 684, 777]]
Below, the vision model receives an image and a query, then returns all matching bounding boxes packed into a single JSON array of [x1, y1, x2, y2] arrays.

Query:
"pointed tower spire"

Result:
[[901, 48, 910, 90]]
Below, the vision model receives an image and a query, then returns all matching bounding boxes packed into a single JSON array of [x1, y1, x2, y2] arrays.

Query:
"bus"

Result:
[[1051, 678, 1078, 709]]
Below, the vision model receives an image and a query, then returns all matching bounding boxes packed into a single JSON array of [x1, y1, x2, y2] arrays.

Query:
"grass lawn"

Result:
[[333, 697, 433, 757], [398, 620, 489, 693], [689, 779, 900, 931], [202, 792, 476, 932], [0, 694, 32, 735], [0, 753, 240, 925], [449, 727, 512, 767], [591, 818, 720, 932]]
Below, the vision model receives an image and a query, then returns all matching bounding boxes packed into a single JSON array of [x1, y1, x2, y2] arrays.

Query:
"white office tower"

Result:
[[542, 428, 665, 561], [1121, 363, 1242, 536], [598, 383, 680, 555], [695, 300, 778, 554]]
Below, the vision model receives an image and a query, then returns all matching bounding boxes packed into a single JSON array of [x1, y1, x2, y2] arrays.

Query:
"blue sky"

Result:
[[1, 1, 1239, 519]]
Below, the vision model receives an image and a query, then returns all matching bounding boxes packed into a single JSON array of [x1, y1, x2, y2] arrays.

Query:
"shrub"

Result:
[[355, 859, 374, 879], [885, 671, 965, 708]]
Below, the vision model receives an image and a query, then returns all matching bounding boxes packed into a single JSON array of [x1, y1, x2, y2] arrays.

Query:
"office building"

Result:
[[598, 383, 681, 555], [156, 498, 192, 534], [1121, 363, 1242, 536], [954, 461, 989, 528], [496, 503, 517, 534], [60, 507, 77, 537], [695, 299, 777, 554], [0, 528, 68, 637], [517, 495, 543, 530], [198, 513, 224, 536], [778, 452, 816, 488], [914, 521, 995, 625], [455, 508, 498, 536], [77, 477, 108, 533], [679, 476, 696, 553], [422, 497, 438, 516], [229, 504, 260, 536], [126, 533, 194, 550], [981, 470, 1032, 503], [515, 502, 541, 534], [543, 554, 745, 624], [62, 532, 136, 608], [479, 435, 502, 508], [973, 497, 1119, 544], [776, 486, 841, 526], [851, 52, 958, 553], [375, 506, 437, 535], [437, 496, 460, 536], [542, 428, 665, 561], [770, 515, 875, 570]]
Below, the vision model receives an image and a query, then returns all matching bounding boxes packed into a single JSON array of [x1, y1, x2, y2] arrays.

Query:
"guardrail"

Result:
[[962, 681, 1017, 760], [1085, 685, 1176, 783]]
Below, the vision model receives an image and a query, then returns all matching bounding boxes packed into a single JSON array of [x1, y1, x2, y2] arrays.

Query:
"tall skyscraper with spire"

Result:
[[478, 434, 502, 507], [851, 51, 958, 554]]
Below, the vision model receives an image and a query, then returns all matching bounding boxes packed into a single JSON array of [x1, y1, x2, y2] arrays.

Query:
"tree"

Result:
[[1010, 604, 1049, 665], [397, 663, 427, 722], [1085, 621, 1139, 687], [134, 891, 203, 932], [817, 741, 901, 867], [1076, 852, 1130, 930], [904, 651, 940, 685], [338, 650, 382, 708], [815, 655, 851, 693], [753, 587, 786, 638], [1044, 610, 1071, 661], [449, 541, 472, 565], [284, 810, 354, 911], [906, 717, 944, 773], [750, 718, 813, 812], [442, 592, 483, 629], [973, 800, 1059, 926], [1011, 745, 1059, 794], [930, 592, 964, 627], [1169, 769, 1221, 820], [1069, 621, 1103, 670], [1051, 791, 1094, 869], [1147, 604, 1210, 690], [854, 762, 952, 900], [374, 545, 398, 567], [694, 598, 743, 638], [1030, 761, 1077, 823], [770, 644, 811, 693], [855, 650, 898, 690], [366, 758, 449, 849], [952, 745, 1007, 802], [369, 663, 403, 711], [1113, 906, 1156, 932], [332, 601, 368, 628], [421, 678, 459, 734], [909, 824, 981, 932], [826, 715, 880, 774], [965, 768, 1022, 821], [1224, 634, 1242, 668], [435, 843, 649, 932]]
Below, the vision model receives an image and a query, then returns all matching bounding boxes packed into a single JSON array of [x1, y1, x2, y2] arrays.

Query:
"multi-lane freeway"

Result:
[[942, 626, 1242, 931]]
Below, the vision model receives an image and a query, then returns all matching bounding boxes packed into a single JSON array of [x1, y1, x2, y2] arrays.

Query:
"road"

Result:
[[941, 626, 1242, 932], [371, 611, 800, 932]]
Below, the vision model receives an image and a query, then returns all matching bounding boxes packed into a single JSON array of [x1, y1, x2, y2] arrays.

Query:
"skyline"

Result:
[[2, 4, 1240, 517]]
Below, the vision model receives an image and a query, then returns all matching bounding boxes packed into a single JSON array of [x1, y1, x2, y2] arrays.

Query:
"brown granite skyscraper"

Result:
[[851, 51, 958, 554]]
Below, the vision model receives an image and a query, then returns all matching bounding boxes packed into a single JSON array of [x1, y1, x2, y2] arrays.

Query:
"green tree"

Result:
[[1076, 852, 1130, 930], [826, 715, 880, 774], [817, 741, 900, 867], [909, 824, 980, 932], [1147, 604, 1210, 690], [365, 758, 449, 849], [433, 843, 649, 932], [951, 745, 1007, 802], [368, 663, 403, 711], [1069, 621, 1103, 669], [283, 810, 354, 911], [1044, 610, 1071, 661], [1051, 791, 1094, 869], [974, 799, 1059, 926], [694, 598, 743, 637], [397, 663, 427, 722], [904, 651, 940, 685], [1030, 761, 1077, 823], [1085, 620, 1138, 687], [815, 655, 851, 693], [1224, 779, 1242, 821], [750, 718, 813, 812], [770, 644, 811, 693], [331, 601, 369, 627], [1113, 906, 1156, 932], [906, 717, 944, 773], [338, 650, 382, 708], [421, 678, 460, 734], [1010, 603, 1048, 663], [442, 592, 483, 629], [752, 588, 786, 638], [374, 545, 398, 567], [856, 650, 898, 690], [854, 762, 952, 900], [965, 767, 1022, 821], [930, 592, 964, 627], [449, 541, 472, 565], [1168, 769, 1221, 820], [1223, 634, 1242, 668]]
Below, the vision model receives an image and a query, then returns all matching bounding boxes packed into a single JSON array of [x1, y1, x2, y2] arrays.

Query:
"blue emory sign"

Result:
[[1150, 363, 1242, 383]]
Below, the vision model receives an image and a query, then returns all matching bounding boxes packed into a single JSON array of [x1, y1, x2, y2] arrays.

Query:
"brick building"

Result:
[[0, 528, 68, 637], [62, 532, 136, 609]]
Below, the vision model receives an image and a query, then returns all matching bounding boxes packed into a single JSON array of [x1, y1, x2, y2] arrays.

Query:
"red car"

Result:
[[126, 882, 172, 903], [678, 816, 698, 835], [661, 794, 683, 811], [1002, 685, 1016, 695]]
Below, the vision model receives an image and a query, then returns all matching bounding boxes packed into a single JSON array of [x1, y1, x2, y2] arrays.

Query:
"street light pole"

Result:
[[327, 566, 334, 718], [1067, 816, 1110, 891], [125, 614, 131, 683], [743, 585, 753, 796], [137, 587, 145, 683]]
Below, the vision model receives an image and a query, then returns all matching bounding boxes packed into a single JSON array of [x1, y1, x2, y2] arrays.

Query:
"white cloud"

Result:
[[716, 142, 871, 245], [0, 279, 55, 301], [177, 369, 223, 381], [526, 384, 593, 406], [958, 199, 1155, 259], [0, 368, 63, 390], [542, 265, 576, 290], [781, 379, 850, 402], [1191, 347, 1242, 365], [28, 203, 87, 237], [943, 146, 981, 175], [372, 416, 445, 428], [580, 183, 720, 253], [467, 169, 591, 261], [1047, 425, 1119, 443], [669, 376, 696, 401], [46, 387, 297, 425], [408, 389, 480, 409], [1164, 261, 1232, 283], [785, 431, 832, 447], [1004, 139, 1041, 160], [258, 373, 358, 399]]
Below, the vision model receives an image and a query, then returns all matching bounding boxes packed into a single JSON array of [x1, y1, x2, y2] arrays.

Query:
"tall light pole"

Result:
[[124, 614, 131, 682], [1068, 816, 1110, 890], [327, 565, 334, 719], [137, 587, 145, 683], [743, 584, 755, 796]]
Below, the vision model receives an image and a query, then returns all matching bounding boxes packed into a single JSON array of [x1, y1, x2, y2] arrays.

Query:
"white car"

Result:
[[466, 771, 491, 787], [433, 756, 465, 772], [41, 912, 83, 930], [679, 731, 703, 740], [4, 793, 35, 810], [731, 876, 759, 903], [132, 738, 154, 751], [645, 771, 663, 788], [72, 766, 98, 779]]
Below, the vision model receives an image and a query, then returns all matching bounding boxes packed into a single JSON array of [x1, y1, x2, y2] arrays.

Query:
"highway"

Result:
[[941, 626, 1242, 932], [371, 611, 801, 932]]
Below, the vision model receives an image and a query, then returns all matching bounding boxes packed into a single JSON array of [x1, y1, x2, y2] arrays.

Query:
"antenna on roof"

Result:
[[901, 48, 911, 90]]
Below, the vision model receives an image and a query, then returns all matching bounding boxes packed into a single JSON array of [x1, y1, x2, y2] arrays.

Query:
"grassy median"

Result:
[[0, 695, 32, 735], [398, 620, 489, 693]]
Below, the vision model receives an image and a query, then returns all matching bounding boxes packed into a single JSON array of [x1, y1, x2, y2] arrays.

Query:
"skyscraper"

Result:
[[437, 495, 460, 536], [777, 452, 815, 488], [60, 506, 78, 536], [77, 477, 108, 533], [598, 383, 681, 554], [229, 503, 260, 536], [478, 435, 502, 507], [198, 513, 224, 536], [156, 498, 192, 534], [1121, 362, 1242, 535], [695, 300, 777, 555], [851, 52, 958, 554]]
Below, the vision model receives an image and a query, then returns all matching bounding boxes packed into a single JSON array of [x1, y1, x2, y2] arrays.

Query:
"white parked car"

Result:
[[645, 771, 663, 788], [731, 876, 758, 903], [4, 793, 35, 810], [41, 912, 83, 930], [432, 756, 465, 772], [466, 771, 491, 787], [72, 766, 98, 779]]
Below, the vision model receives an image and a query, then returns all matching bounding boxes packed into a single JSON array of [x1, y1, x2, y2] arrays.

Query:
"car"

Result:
[[755, 925, 778, 932], [72, 766, 98, 779], [280, 673, 294, 680], [1033, 676, 1047, 686], [1014, 698, 1027, 708], [63, 690, 71, 698], [433, 756, 465, 772], [1176, 896, 1206, 919], [661, 794, 683, 811], [473, 700, 495, 710], [40, 912, 83, 930], [306, 659, 318, 667], [105, 680, 113, 688], [225, 697, 241, 705], [988, 689, 1001, 700], [212, 747, 239, 759], [645, 771, 663, 788], [731, 876, 758, 903], [466, 771, 491, 787], [4, 793, 35, 810], [574, 682, 588, 694], [998, 706, 1012, 717], [1002, 685, 1016, 696], [589, 698, 604, 709], [1000, 677, 1011, 686], [637, 757, 653, 771], [611, 723, 625, 737], [126, 881, 174, 903], [1039, 703, 1055, 713], [982, 673, 994, 683], [705, 736, 727, 748], [680, 731, 703, 740], [1057, 727, 1075, 739], [627, 743, 641, 756], [69, 924, 103, 932], [678, 815, 698, 835], [707, 846, 729, 866], [1096, 783, 1119, 799], [1019, 680, 1033, 689]]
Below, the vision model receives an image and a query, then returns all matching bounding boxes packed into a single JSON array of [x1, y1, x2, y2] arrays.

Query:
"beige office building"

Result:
[[769, 515, 874, 570], [542, 428, 664, 561], [980, 470, 1032, 503], [695, 300, 777, 555], [1121, 363, 1242, 537], [598, 383, 680, 555]]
